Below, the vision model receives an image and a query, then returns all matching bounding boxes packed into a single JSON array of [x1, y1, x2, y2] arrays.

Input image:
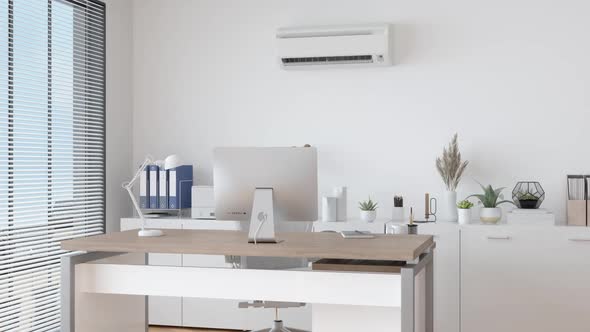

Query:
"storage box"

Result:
[[567, 200, 587, 226]]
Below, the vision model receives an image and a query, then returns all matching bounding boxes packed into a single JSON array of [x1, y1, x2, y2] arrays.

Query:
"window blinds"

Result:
[[0, 0, 105, 331]]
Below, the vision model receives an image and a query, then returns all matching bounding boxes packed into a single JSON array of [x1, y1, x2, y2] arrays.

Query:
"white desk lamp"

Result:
[[122, 154, 182, 237]]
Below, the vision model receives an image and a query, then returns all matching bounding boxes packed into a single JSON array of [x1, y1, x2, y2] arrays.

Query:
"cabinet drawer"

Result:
[[182, 298, 246, 330], [149, 296, 182, 326], [462, 225, 590, 332], [182, 254, 232, 268], [149, 253, 182, 266]]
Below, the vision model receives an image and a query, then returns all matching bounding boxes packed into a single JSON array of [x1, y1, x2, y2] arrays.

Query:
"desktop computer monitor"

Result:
[[213, 147, 318, 242]]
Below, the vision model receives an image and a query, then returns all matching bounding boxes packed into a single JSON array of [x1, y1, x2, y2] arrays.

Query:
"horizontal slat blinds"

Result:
[[0, 0, 105, 331]]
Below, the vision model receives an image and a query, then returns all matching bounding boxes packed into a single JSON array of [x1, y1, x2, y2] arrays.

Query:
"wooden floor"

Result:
[[149, 326, 238, 332]]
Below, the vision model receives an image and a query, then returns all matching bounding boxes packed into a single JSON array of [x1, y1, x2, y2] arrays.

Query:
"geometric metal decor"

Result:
[[512, 181, 545, 209]]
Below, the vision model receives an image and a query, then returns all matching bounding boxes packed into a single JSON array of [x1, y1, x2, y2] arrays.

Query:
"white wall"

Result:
[[105, 0, 134, 232], [131, 0, 590, 223]]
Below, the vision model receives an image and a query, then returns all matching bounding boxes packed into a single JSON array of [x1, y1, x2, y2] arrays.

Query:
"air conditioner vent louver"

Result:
[[282, 55, 374, 66], [277, 24, 392, 69]]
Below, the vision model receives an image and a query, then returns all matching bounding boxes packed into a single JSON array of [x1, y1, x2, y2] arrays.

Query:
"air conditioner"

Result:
[[276, 24, 393, 69]]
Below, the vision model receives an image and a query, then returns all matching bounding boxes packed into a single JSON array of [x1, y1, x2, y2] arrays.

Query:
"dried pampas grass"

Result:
[[436, 134, 469, 191]]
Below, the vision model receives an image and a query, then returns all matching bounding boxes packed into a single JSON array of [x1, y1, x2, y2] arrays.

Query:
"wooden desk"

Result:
[[61, 229, 434, 261], [61, 230, 434, 332]]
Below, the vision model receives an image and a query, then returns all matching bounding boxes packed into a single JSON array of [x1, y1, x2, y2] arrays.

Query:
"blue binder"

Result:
[[139, 165, 149, 209], [149, 165, 159, 208], [168, 165, 193, 209], [159, 169, 168, 209]]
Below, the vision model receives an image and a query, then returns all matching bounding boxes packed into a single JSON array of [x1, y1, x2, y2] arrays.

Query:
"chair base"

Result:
[[253, 320, 309, 332]]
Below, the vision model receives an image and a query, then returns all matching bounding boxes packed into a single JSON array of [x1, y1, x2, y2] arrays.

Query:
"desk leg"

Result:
[[425, 254, 433, 332], [401, 267, 415, 332], [61, 252, 148, 332], [401, 250, 434, 332]]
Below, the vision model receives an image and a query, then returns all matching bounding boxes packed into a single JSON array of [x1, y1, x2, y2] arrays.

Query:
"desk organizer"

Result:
[[567, 175, 589, 226]]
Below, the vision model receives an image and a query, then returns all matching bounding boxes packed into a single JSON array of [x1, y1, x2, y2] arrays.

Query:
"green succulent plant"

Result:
[[517, 192, 539, 201], [467, 182, 515, 208], [457, 200, 474, 209], [359, 197, 378, 211]]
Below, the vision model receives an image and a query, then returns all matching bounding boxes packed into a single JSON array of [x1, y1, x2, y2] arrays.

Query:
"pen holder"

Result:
[[407, 224, 418, 235]]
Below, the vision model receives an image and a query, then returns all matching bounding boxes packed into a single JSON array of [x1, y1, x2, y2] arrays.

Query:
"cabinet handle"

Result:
[[486, 236, 511, 240], [569, 238, 590, 242]]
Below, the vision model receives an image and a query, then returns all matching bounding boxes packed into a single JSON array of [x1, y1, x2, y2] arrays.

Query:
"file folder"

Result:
[[159, 169, 168, 209], [149, 165, 159, 209], [139, 165, 149, 209], [169, 165, 193, 209]]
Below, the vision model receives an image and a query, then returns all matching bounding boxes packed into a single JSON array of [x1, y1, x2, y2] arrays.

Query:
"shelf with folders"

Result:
[[138, 179, 193, 219], [567, 175, 589, 226]]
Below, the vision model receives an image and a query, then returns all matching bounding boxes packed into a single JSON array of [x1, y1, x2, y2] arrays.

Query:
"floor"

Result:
[[149, 326, 238, 332]]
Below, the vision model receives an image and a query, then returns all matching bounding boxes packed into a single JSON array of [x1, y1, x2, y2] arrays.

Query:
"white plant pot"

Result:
[[360, 210, 377, 223], [480, 207, 502, 224], [392, 207, 404, 222], [439, 191, 458, 222], [457, 208, 472, 225]]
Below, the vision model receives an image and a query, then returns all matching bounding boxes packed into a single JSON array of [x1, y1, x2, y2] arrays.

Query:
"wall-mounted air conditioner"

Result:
[[276, 24, 393, 69]]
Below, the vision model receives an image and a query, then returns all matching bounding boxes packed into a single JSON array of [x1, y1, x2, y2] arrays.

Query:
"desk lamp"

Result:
[[122, 154, 181, 237]]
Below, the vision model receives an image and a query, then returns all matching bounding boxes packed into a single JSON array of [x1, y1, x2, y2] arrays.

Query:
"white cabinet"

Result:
[[461, 225, 590, 332], [120, 217, 590, 332], [419, 223, 460, 332]]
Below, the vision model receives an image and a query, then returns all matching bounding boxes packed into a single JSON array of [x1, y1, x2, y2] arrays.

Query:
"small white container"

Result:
[[457, 208, 472, 225], [322, 196, 337, 222], [392, 207, 404, 222], [360, 210, 377, 223], [333, 186, 347, 221]]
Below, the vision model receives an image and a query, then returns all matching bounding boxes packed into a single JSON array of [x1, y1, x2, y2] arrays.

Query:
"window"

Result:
[[0, 0, 105, 331]]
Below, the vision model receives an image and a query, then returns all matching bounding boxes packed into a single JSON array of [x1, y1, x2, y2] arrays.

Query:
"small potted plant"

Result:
[[516, 192, 540, 209], [511, 181, 545, 209], [392, 195, 404, 221], [467, 182, 515, 224], [456, 200, 474, 225], [359, 197, 378, 223]]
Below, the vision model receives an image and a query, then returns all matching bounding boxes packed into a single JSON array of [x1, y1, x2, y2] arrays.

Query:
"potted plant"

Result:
[[456, 200, 474, 224], [516, 192, 540, 209], [511, 181, 545, 209], [359, 197, 378, 223], [392, 195, 404, 221], [436, 134, 469, 222], [468, 183, 515, 224]]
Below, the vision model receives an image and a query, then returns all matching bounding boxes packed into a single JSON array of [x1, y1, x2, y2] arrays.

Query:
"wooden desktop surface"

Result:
[[61, 229, 433, 261]]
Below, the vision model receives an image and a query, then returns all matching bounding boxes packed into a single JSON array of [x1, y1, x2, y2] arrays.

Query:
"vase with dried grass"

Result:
[[436, 134, 469, 222]]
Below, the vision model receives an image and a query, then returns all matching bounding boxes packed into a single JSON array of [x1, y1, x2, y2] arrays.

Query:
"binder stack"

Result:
[[139, 164, 193, 211], [567, 175, 589, 226]]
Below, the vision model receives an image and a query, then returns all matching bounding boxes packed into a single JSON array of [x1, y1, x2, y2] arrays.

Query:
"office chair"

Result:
[[235, 221, 312, 332], [238, 301, 308, 332]]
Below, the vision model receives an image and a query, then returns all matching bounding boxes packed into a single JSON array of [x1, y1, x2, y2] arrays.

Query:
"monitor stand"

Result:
[[248, 188, 277, 244]]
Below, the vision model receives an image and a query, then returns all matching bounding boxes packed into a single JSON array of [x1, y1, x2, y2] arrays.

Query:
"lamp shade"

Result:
[[164, 154, 182, 170]]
